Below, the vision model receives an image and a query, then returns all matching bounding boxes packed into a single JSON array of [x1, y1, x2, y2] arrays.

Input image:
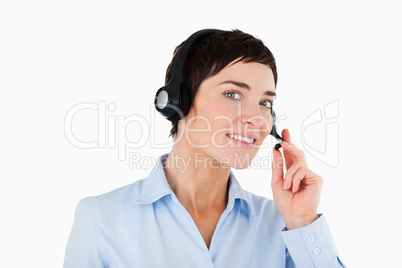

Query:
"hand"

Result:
[[271, 129, 323, 230]]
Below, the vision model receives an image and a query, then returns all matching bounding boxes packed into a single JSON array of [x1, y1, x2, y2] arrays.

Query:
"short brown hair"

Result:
[[165, 29, 278, 139]]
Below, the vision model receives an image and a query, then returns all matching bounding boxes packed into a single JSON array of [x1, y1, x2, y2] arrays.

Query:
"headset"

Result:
[[154, 29, 283, 149]]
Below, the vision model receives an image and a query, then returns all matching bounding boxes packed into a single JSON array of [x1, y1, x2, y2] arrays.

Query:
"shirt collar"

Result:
[[135, 153, 254, 221]]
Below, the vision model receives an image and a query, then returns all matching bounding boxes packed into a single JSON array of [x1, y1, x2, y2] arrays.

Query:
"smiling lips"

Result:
[[226, 133, 255, 144]]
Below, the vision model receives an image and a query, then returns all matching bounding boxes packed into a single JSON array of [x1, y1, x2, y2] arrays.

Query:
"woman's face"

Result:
[[179, 59, 276, 169]]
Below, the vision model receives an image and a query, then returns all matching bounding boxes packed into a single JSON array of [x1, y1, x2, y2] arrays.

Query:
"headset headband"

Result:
[[154, 29, 223, 122], [168, 29, 223, 92]]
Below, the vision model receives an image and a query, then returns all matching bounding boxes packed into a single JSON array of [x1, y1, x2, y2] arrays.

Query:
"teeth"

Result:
[[227, 133, 254, 144]]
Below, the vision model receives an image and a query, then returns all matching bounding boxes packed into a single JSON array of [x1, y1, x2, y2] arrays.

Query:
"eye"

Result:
[[224, 91, 241, 99], [260, 100, 273, 109]]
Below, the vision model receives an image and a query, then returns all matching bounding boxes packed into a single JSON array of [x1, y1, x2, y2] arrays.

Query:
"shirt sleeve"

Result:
[[281, 214, 346, 268], [63, 198, 106, 268]]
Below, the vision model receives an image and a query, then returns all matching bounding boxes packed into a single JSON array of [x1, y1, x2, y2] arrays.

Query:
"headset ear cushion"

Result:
[[168, 83, 191, 123]]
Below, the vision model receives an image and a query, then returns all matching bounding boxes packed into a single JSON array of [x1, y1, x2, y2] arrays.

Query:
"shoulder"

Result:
[[78, 179, 147, 214], [86, 179, 145, 206], [72, 179, 150, 234]]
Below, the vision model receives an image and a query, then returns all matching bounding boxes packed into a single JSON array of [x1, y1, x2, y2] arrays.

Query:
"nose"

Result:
[[243, 116, 264, 129], [239, 102, 268, 129]]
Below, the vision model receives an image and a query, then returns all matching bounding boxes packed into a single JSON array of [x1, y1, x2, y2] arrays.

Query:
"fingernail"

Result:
[[283, 181, 288, 189]]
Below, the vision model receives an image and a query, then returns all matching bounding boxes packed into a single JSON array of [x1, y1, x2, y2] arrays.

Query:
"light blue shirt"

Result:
[[64, 153, 345, 268]]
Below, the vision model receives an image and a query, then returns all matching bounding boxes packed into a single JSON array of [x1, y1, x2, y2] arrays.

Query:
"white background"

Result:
[[1, 0, 401, 267]]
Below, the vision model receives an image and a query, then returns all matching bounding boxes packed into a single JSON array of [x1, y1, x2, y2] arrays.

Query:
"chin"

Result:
[[225, 151, 256, 170]]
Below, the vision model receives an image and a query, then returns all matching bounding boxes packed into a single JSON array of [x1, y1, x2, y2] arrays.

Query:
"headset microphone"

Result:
[[270, 110, 283, 150], [154, 28, 283, 147]]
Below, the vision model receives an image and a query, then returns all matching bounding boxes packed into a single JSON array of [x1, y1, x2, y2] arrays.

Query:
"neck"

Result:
[[163, 144, 230, 216]]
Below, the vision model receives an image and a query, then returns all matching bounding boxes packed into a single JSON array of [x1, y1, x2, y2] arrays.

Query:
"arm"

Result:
[[271, 129, 346, 267], [63, 198, 106, 268]]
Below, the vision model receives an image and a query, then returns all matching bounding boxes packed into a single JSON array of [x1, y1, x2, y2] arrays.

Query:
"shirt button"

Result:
[[313, 248, 321, 255], [308, 235, 315, 242]]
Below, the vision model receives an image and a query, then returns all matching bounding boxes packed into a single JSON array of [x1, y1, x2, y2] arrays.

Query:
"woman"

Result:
[[64, 29, 345, 267]]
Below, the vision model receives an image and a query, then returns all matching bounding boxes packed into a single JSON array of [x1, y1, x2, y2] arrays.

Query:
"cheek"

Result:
[[204, 105, 234, 126]]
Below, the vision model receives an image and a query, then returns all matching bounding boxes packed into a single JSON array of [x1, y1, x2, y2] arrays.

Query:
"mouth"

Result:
[[226, 133, 256, 145]]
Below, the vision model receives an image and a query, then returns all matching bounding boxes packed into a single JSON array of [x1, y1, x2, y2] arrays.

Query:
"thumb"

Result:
[[271, 148, 284, 187]]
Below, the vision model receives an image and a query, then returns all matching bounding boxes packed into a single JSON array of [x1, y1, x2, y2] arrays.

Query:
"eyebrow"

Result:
[[219, 80, 277, 97]]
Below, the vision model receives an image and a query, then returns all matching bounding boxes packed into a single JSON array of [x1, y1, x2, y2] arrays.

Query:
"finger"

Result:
[[292, 167, 307, 193], [281, 141, 308, 167], [281, 128, 291, 143], [283, 163, 300, 190], [271, 148, 284, 188], [301, 169, 323, 188], [281, 129, 294, 170]]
